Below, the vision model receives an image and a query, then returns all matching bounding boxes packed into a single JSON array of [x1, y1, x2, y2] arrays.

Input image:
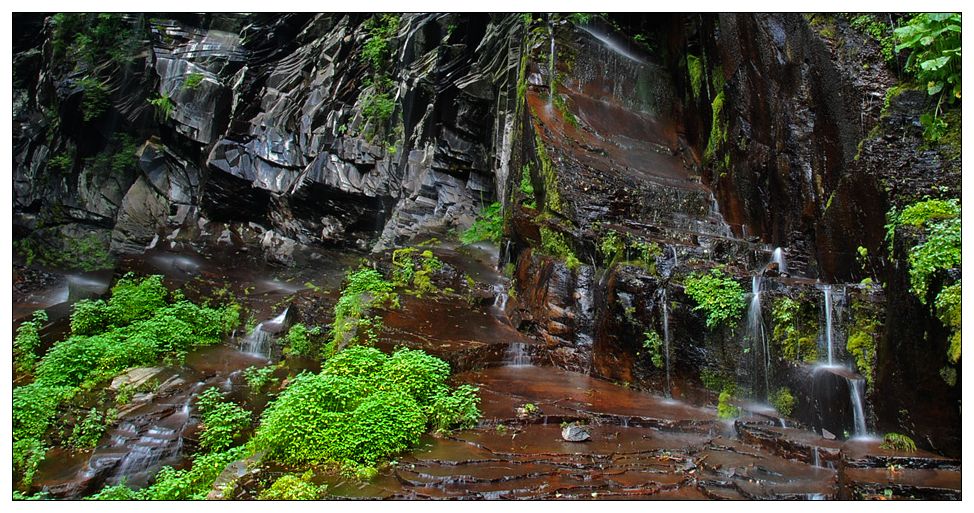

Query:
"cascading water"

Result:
[[848, 377, 868, 437], [242, 308, 288, 355], [821, 285, 834, 366], [771, 247, 787, 275], [492, 283, 509, 311], [659, 288, 672, 397], [746, 275, 770, 398], [504, 342, 531, 366]]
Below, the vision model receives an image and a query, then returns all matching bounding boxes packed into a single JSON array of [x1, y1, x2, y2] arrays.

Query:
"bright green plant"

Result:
[[771, 296, 818, 362], [848, 14, 897, 63], [136, 447, 248, 500], [183, 72, 204, 90], [686, 53, 704, 98], [14, 310, 48, 373], [329, 267, 397, 353], [283, 323, 322, 359], [149, 94, 174, 121], [684, 268, 746, 329], [13, 383, 77, 487], [243, 365, 278, 393], [894, 13, 961, 99], [196, 387, 250, 452], [880, 432, 918, 452], [935, 281, 961, 363], [540, 227, 581, 271], [461, 202, 503, 245], [894, 13, 962, 142], [68, 407, 115, 449], [770, 387, 795, 417], [643, 330, 664, 369], [908, 217, 960, 301], [428, 384, 481, 432], [520, 164, 536, 207], [254, 346, 478, 468], [70, 299, 108, 336], [258, 471, 324, 500], [717, 388, 740, 420]]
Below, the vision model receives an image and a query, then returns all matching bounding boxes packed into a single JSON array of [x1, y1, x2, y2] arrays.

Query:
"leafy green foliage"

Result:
[[771, 296, 818, 362], [362, 14, 400, 70], [908, 217, 960, 301], [686, 53, 704, 98], [329, 268, 397, 354], [149, 94, 174, 121], [68, 407, 115, 449], [392, 247, 445, 296], [283, 323, 322, 359], [704, 90, 727, 165], [700, 368, 735, 393], [254, 346, 478, 467], [258, 471, 324, 500], [243, 365, 278, 392], [684, 268, 746, 329], [12, 275, 238, 488], [461, 202, 504, 245], [136, 447, 247, 500], [717, 389, 740, 420], [935, 281, 961, 364], [880, 432, 918, 452], [86, 480, 140, 500], [770, 387, 795, 417], [894, 13, 961, 99], [643, 330, 664, 369], [70, 299, 109, 336], [567, 13, 593, 25], [183, 72, 204, 90], [847, 299, 880, 387], [428, 384, 481, 432], [196, 387, 250, 452], [13, 383, 77, 487], [77, 77, 110, 121], [51, 13, 143, 66], [14, 310, 48, 373], [378, 348, 451, 405], [894, 13, 962, 142], [519, 164, 536, 207], [540, 227, 581, 271], [106, 274, 168, 325], [848, 14, 897, 63]]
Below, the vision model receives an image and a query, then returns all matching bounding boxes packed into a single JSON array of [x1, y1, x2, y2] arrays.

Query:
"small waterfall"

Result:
[[747, 276, 770, 398], [821, 285, 834, 365], [848, 377, 868, 437], [548, 21, 556, 99], [811, 446, 820, 467], [771, 247, 788, 274], [241, 308, 288, 356], [504, 342, 531, 367], [659, 288, 672, 398], [492, 283, 509, 311]]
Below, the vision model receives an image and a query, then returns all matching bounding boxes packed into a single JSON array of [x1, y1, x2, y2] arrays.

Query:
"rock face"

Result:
[[13, 13, 522, 261], [12, 13, 961, 456]]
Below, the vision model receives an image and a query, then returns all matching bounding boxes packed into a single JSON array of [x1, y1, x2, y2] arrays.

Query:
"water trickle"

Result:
[[548, 22, 556, 99], [746, 275, 770, 398], [848, 377, 868, 437], [821, 285, 834, 366], [811, 446, 820, 467], [771, 247, 788, 274], [659, 288, 672, 398], [492, 283, 509, 312], [241, 308, 288, 356], [504, 342, 531, 367]]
